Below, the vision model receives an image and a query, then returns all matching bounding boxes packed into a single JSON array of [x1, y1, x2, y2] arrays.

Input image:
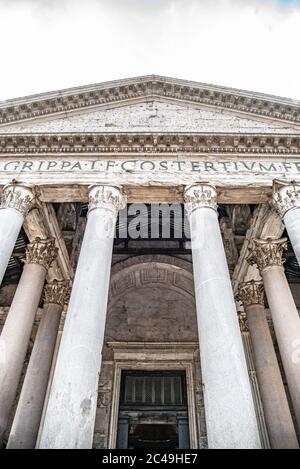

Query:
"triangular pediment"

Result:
[[1, 99, 299, 134], [0, 75, 299, 134]]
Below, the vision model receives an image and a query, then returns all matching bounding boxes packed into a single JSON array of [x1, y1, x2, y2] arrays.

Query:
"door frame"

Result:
[[107, 342, 199, 449]]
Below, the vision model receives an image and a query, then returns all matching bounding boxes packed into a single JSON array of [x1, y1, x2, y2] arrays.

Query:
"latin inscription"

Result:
[[1, 159, 300, 174]]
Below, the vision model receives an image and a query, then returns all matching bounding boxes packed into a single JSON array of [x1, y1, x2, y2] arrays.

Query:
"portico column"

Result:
[[237, 280, 298, 449], [0, 238, 57, 443], [184, 184, 261, 449], [38, 185, 126, 449], [7, 280, 69, 449], [247, 238, 300, 430], [273, 183, 300, 266], [0, 184, 34, 285]]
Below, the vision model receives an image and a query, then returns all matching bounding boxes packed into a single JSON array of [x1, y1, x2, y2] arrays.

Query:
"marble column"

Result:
[[184, 184, 261, 449], [247, 238, 300, 430], [273, 183, 300, 267], [0, 184, 34, 285], [237, 280, 298, 448], [7, 280, 69, 449], [0, 238, 57, 443], [38, 185, 126, 449]]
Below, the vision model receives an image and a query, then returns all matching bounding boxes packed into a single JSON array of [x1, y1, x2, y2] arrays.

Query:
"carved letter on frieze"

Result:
[[273, 183, 300, 219], [25, 237, 58, 270], [184, 184, 218, 216], [246, 238, 287, 273]]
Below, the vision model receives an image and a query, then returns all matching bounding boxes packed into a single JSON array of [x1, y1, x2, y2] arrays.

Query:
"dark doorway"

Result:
[[128, 424, 178, 449], [116, 370, 190, 449]]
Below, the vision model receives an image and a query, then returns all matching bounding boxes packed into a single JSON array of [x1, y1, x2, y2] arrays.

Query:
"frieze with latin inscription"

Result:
[[1, 158, 300, 174]]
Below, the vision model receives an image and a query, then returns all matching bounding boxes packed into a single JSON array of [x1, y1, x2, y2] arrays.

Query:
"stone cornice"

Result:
[[0, 76, 299, 125], [0, 133, 299, 155]]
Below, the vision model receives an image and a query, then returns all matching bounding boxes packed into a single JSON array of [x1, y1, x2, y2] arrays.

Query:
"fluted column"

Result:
[[0, 238, 57, 443], [38, 185, 126, 449], [273, 183, 300, 266], [247, 238, 300, 430], [0, 184, 34, 285], [184, 184, 261, 449], [7, 280, 69, 449], [237, 280, 298, 448]]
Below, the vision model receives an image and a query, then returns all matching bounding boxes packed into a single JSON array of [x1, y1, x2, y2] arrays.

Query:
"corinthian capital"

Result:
[[25, 237, 58, 270], [88, 185, 127, 217], [0, 184, 34, 217], [246, 238, 287, 272], [273, 183, 300, 218], [236, 280, 265, 307], [184, 184, 218, 216], [44, 280, 70, 307]]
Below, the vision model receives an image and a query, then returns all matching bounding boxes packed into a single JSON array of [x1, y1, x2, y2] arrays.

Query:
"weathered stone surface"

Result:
[[184, 185, 261, 449], [2, 101, 298, 134], [1, 75, 300, 450]]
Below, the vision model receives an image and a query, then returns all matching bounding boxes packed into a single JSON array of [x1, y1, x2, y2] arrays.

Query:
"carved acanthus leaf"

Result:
[[246, 237, 287, 272], [0, 184, 34, 216], [273, 184, 300, 218], [88, 185, 126, 217], [184, 184, 218, 216], [25, 237, 58, 270], [236, 280, 265, 307], [44, 280, 70, 307]]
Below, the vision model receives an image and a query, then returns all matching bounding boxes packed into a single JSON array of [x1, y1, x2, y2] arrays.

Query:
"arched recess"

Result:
[[108, 254, 195, 307], [104, 254, 197, 348]]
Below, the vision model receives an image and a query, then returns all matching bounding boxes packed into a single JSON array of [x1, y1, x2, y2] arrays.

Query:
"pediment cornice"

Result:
[[0, 132, 299, 155], [0, 75, 299, 126]]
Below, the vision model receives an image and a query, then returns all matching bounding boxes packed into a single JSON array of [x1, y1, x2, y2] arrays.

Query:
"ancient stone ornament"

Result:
[[246, 238, 288, 272], [0, 76, 299, 126], [0, 185, 34, 217], [44, 280, 70, 308], [0, 133, 298, 154], [88, 185, 127, 217], [236, 280, 265, 307], [273, 184, 300, 218], [184, 184, 218, 215], [25, 237, 58, 270]]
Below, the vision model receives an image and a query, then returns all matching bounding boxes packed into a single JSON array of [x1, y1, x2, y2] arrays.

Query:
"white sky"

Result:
[[0, 0, 299, 101]]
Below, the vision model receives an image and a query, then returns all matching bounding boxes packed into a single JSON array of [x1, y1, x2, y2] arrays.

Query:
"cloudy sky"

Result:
[[0, 0, 299, 101]]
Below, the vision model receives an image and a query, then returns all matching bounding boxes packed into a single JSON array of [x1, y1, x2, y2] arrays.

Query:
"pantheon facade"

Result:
[[0, 76, 300, 449]]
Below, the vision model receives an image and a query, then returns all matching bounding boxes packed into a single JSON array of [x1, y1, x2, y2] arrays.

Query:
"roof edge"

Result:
[[0, 75, 299, 126], [1, 75, 299, 107]]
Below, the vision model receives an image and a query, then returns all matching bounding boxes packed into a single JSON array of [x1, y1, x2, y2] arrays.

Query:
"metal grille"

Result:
[[122, 373, 184, 406]]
